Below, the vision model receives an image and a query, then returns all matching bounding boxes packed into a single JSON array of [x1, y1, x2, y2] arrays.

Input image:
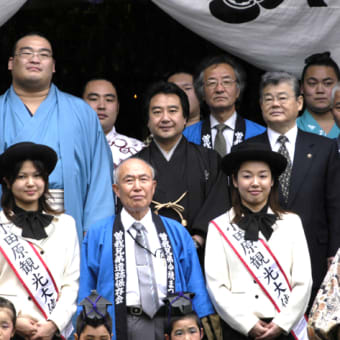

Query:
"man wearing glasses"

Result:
[[0, 33, 114, 241], [183, 55, 265, 156], [79, 157, 215, 340]]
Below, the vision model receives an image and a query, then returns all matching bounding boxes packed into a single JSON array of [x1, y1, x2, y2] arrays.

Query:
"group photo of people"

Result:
[[0, 1, 340, 340]]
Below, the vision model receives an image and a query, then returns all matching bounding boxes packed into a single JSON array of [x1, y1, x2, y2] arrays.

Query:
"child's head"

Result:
[[165, 313, 203, 340], [163, 292, 203, 340], [75, 291, 112, 340], [0, 297, 16, 340], [74, 314, 112, 340]]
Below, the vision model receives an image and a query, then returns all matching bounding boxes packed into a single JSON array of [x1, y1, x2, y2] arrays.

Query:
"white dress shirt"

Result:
[[120, 208, 167, 306], [267, 125, 298, 162], [210, 112, 237, 154]]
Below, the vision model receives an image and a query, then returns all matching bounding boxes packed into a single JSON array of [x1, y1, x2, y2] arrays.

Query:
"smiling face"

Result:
[[203, 63, 240, 116], [302, 65, 338, 115], [7, 160, 45, 211], [147, 93, 187, 149], [0, 308, 15, 340], [83, 79, 119, 134], [261, 81, 303, 134], [8, 35, 55, 91], [233, 161, 273, 212], [113, 158, 156, 220]]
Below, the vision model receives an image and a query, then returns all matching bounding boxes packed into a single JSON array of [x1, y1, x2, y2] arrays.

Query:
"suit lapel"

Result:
[[288, 130, 315, 207]]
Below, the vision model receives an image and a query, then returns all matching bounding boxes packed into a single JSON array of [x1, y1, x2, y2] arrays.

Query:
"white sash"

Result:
[[0, 223, 72, 338], [212, 220, 308, 340]]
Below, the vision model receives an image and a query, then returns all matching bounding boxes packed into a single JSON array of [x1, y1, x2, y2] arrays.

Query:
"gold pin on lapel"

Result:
[[307, 153, 312, 159]]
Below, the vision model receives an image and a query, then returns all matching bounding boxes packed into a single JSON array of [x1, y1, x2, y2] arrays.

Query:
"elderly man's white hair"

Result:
[[114, 157, 156, 184]]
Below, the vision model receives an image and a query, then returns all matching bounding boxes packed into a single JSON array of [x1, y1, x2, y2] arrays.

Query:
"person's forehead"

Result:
[[80, 324, 110, 337], [304, 65, 338, 80], [150, 93, 181, 107], [239, 160, 271, 172], [262, 81, 294, 95], [168, 73, 193, 84], [119, 159, 152, 178], [84, 80, 117, 96], [15, 35, 52, 52], [204, 63, 235, 78]]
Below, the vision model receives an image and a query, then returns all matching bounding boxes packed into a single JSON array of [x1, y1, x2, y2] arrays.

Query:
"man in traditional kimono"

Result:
[[183, 55, 265, 156], [297, 52, 340, 138], [83, 78, 144, 168], [0, 33, 114, 240], [79, 157, 216, 340], [136, 81, 230, 250]]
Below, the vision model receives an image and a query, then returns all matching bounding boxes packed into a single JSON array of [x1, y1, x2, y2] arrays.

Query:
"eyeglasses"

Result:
[[15, 49, 53, 60], [262, 94, 296, 105], [205, 78, 237, 89]]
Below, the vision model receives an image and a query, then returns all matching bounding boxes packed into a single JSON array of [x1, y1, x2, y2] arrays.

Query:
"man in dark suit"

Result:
[[246, 71, 340, 305]]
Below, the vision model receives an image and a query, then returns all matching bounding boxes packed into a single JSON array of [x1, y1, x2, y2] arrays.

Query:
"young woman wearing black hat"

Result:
[[0, 142, 79, 340], [205, 143, 312, 340]]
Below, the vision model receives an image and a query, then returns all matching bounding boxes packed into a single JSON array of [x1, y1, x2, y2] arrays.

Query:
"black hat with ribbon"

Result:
[[0, 142, 57, 182], [221, 142, 287, 177]]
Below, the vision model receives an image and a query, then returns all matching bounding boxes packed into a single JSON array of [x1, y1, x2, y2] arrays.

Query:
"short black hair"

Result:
[[301, 52, 340, 81], [75, 310, 113, 336], [144, 81, 190, 121], [164, 312, 202, 338], [12, 32, 53, 57]]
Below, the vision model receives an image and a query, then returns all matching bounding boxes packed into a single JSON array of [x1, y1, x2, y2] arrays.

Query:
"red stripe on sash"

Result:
[[29, 242, 60, 298], [211, 220, 281, 312], [260, 239, 292, 291], [0, 245, 48, 319]]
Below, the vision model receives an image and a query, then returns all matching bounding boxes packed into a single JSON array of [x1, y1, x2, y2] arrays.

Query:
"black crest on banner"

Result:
[[209, 0, 328, 24]]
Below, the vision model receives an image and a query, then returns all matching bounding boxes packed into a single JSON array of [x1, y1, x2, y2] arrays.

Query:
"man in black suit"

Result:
[[246, 71, 340, 305]]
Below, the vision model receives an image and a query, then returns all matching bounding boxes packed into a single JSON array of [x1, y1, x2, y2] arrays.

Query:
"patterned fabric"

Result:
[[308, 249, 340, 340], [214, 124, 227, 157], [132, 222, 159, 318], [106, 126, 145, 169], [277, 135, 292, 203]]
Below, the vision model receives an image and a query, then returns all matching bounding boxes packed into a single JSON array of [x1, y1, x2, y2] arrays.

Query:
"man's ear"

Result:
[[8, 57, 14, 71], [113, 183, 120, 198]]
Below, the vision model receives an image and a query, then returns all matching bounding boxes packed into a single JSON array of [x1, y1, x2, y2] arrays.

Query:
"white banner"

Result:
[[0, 0, 27, 27], [152, 0, 340, 77]]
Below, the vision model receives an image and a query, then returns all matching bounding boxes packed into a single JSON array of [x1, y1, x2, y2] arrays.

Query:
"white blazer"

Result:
[[0, 210, 80, 333], [205, 208, 312, 336]]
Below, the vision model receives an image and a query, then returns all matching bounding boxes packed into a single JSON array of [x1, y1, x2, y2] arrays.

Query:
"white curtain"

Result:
[[152, 0, 340, 77], [0, 0, 27, 27]]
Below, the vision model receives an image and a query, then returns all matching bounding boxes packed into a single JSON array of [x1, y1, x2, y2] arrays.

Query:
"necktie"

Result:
[[214, 124, 227, 157], [132, 222, 159, 318], [277, 135, 292, 203]]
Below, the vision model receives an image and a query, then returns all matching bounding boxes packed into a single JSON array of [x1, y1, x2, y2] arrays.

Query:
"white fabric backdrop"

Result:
[[0, 0, 26, 27], [152, 0, 340, 77]]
